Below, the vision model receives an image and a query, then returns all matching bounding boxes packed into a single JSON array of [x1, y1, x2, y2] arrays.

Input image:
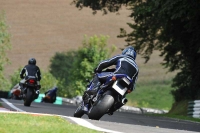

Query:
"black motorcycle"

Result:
[[74, 73, 133, 120], [21, 76, 40, 106]]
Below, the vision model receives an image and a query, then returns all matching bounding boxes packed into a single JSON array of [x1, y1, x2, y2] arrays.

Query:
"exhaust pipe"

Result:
[[122, 98, 128, 105], [110, 98, 128, 113]]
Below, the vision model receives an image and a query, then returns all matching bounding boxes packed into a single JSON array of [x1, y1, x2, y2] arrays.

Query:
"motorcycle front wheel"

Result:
[[74, 103, 85, 118]]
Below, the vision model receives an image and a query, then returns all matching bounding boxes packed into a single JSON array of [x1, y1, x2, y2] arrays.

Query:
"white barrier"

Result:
[[188, 100, 200, 118]]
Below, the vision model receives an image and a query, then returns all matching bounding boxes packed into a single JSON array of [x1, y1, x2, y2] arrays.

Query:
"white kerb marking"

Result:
[[1, 98, 122, 133], [67, 116, 123, 133], [1, 98, 25, 112]]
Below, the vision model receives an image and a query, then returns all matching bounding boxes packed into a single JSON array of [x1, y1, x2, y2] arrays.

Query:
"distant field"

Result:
[[0, 0, 175, 83], [0, 0, 175, 109], [0, 0, 133, 76]]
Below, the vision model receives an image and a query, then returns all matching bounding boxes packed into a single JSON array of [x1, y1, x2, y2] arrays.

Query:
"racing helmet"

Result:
[[122, 46, 137, 60], [28, 58, 36, 65]]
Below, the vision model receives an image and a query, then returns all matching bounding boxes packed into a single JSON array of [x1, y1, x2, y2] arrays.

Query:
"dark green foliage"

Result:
[[71, 35, 115, 95], [39, 71, 58, 93], [49, 51, 77, 97], [72, 0, 200, 102], [125, 0, 200, 101], [72, 0, 131, 14], [50, 51, 76, 85]]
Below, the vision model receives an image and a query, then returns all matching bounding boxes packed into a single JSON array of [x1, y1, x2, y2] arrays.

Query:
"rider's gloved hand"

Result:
[[94, 67, 101, 73]]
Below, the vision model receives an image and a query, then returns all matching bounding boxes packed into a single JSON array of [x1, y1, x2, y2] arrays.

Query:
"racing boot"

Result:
[[19, 83, 25, 98], [35, 90, 40, 99], [81, 104, 89, 113], [82, 91, 92, 113], [19, 83, 23, 91]]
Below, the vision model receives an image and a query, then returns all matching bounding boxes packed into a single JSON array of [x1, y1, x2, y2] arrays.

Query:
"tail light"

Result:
[[112, 76, 117, 81], [29, 79, 35, 84], [127, 90, 132, 93]]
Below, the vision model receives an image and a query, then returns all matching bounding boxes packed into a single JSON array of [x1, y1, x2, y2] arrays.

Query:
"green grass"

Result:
[[0, 113, 100, 133], [126, 79, 175, 110], [125, 51, 177, 110], [168, 100, 189, 115]]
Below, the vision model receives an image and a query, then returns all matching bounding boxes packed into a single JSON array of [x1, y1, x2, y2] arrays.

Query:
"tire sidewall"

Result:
[[24, 88, 34, 106], [74, 103, 85, 118], [88, 92, 114, 120]]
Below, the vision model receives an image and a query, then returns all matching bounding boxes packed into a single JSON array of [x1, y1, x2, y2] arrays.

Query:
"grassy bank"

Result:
[[150, 113, 200, 123], [0, 113, 100, 133], [126, 79, 174, 110], [125, 52, 176, 110], [147, 100, 200, 122]]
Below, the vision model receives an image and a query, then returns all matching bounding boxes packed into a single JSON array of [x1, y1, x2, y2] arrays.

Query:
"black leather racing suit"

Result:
[[20, 64, 41, 81], [95, 54, 139, 91], [82, 54, 139, 112]]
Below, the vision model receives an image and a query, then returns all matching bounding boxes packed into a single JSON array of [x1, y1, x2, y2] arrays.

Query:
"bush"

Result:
[[0, 12, 12, 91], [50, 35, 116, 97], [40, 70, 58, 93]]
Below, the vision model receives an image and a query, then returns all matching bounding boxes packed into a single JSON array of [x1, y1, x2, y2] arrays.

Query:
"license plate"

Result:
[[112, 81, 127, 96]]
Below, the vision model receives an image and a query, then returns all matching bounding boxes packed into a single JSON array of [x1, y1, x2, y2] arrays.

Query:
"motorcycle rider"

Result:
[[19, 58, 41, 95], [10, 83, 22, 100], [41, 87, 58, 103], [82, 46, 139, 112]]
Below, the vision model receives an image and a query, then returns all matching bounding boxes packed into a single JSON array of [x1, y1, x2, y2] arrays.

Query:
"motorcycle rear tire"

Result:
[[24, 88, 33, 106], [88, 93, 114, 120], [74, 103, 84, 118]]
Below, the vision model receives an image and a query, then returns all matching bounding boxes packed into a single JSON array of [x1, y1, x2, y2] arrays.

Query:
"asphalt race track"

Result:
[[1, 98, 200, 133]]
